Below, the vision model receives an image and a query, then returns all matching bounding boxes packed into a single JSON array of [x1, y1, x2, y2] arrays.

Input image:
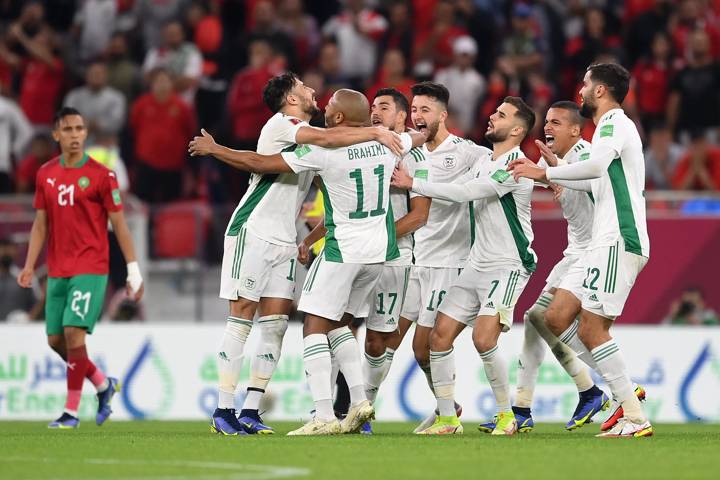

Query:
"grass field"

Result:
[[1, 421, 719, 480]]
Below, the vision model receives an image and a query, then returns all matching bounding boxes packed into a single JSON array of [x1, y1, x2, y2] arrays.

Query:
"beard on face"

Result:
[[486, 127, 509, 144], [301, 96, 321, 117], [579, 94, 596, 119], [425, 120, 440, 142]]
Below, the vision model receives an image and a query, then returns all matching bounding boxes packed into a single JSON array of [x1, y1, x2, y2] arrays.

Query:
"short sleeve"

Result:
[[281, 145, 327, 173], [279, 116, 309, 145], [32, 170, 45, 209], [101, 170, 123, 212]]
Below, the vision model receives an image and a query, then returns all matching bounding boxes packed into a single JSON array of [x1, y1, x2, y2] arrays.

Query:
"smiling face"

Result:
[[411, 95, 445, 142], [486, 102, 520, 144], [544, 107, 581, 156]]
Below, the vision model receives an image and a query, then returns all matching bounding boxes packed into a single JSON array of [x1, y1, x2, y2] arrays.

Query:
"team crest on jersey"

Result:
[[78, 176, 90, 189], [443, 156, 456, 169], [244, 277, 257, 291]]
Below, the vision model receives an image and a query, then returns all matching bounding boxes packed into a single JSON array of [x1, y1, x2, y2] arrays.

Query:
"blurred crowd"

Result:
[[0, 0, 720, 202]]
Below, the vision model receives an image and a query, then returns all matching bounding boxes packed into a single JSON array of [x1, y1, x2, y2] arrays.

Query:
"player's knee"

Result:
[[428, 328, 452, 353], [472, 331, 497, 354], [365, 331, 386, 357], [544, 306, 567, 336]]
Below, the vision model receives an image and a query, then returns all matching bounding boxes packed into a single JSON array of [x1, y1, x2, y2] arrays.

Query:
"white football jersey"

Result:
[[386, 155, 417, 267], [224, 112, 313, 246], [469, 146, 537, 273], [281, 134, 413, 264], [540, 139, 595, 256], [409, 134, 483, 268], [588, 109, 649, 256]]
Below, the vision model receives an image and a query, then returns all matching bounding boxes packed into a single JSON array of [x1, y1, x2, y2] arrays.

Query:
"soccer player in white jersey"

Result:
[[398, 82, 477, 432], [188, 73, 404, 435], [193, 89, 423, 435], [393, 96, 537, 436], [361, 89, 431, 433], [510, 64, 653, 437], [480, 101, 607, 434]]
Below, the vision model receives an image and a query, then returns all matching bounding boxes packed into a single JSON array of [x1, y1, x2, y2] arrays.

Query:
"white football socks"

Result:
[[217, 317, 252, 409]]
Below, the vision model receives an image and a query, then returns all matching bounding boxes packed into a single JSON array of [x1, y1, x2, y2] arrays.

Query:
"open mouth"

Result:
[[371, 116, 382, 126], [545, 134, 555, 147], [415, 121, 427, 134]]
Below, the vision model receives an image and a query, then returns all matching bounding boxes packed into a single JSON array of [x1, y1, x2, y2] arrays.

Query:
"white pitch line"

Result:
[[0, 457, 310, 480]]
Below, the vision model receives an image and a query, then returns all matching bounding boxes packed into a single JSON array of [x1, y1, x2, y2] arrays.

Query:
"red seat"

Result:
[[152, 201, 211, 258]]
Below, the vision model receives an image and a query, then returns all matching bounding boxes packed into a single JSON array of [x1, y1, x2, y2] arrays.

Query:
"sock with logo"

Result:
[[217, 317, 252, 409], [241, 315, 288, 415], [64, 345, 90, 416]]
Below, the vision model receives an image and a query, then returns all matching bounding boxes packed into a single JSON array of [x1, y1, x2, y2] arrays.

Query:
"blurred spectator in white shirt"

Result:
[[434, 36, 486, 136]]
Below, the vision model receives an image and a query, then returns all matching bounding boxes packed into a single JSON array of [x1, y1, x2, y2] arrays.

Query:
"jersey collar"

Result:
[[492, 145, 523, 165], [59, 153, 89, 169], [599, 108, 623, 124], [422, 133, 456, 154]]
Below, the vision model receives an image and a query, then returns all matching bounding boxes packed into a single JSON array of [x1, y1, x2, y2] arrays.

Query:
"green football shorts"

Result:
[[45, 274, 108, 335]]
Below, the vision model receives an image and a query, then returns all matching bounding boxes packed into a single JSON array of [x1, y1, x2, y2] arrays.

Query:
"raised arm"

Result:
[[411, 176, 498, 203], [297, 126, 405, 156], [189, 129, 293, 173]]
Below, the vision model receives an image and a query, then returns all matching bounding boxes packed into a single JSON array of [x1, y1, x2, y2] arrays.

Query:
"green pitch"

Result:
[[1, 421, 719, 480]]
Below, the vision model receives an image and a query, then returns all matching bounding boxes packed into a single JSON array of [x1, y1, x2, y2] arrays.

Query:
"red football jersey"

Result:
[[33, 154, 123, 277]]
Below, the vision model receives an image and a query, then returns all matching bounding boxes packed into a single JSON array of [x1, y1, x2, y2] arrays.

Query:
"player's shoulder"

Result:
[[37, 157, 61, 177], [265, 112, 306, 130], [406, 145, 427, 163]]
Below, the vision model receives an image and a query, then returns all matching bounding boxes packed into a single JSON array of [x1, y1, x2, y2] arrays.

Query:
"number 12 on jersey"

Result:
[[349, 164, 386, 219]]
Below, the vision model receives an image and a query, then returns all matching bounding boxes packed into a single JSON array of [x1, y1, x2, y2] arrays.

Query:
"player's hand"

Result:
[[374, 127, 404, 157], [16, 267, 33, 288], [391, 164, 413, 190], [126, 281, 144, 302], [507, 158, 548, 183], [535, 139, 560, 167], [550, 183, 564, 201], [188, 129, 217, 157], [297, 243, 310, 266], [126, 261, 144, 301]]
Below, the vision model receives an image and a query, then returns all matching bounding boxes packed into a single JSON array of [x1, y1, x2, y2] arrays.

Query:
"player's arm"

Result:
[[296, 126, 407, 156], [392, 163, 496, 202], [189, 129, 293, 173], [298, 220, 327, 266], [108, 210, 144, 301], [395, 196, 431, 238], [17, 210, 47, 288], [509, 139, 616, 184]]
